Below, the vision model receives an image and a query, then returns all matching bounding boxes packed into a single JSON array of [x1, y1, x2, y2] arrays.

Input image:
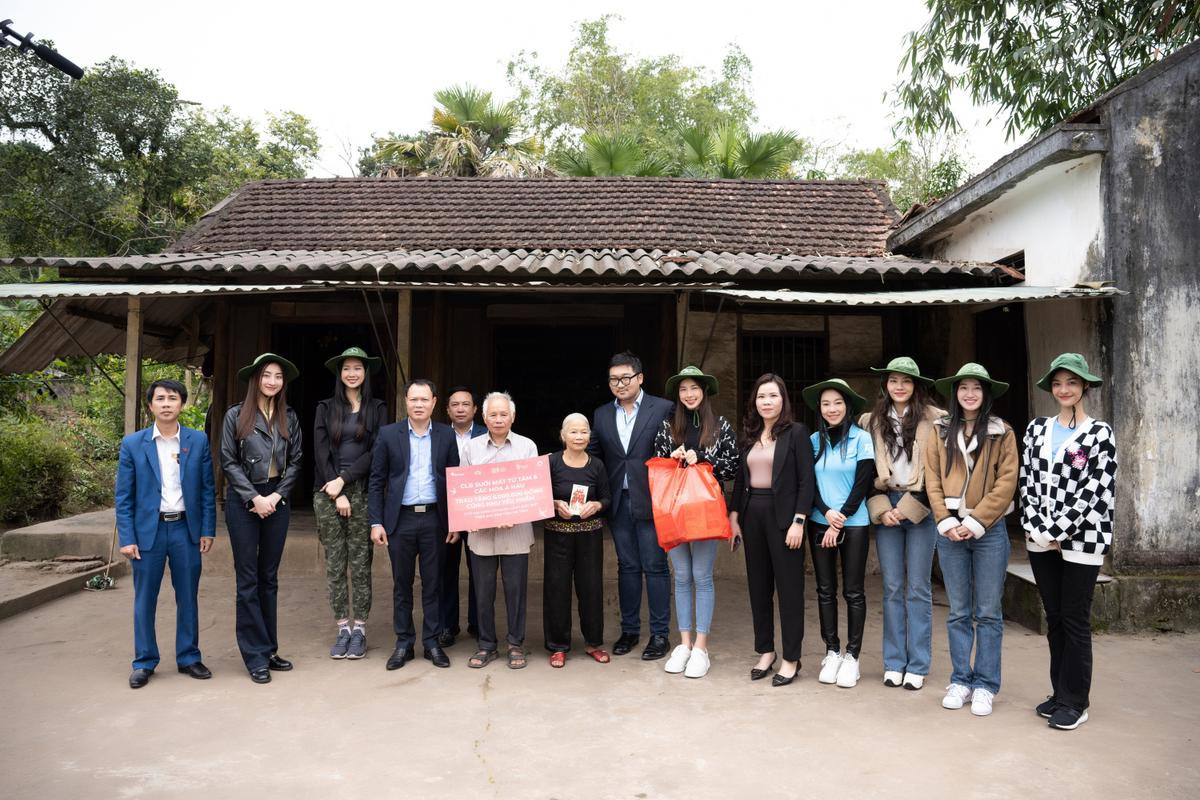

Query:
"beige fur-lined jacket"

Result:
[[923, 415, 1018, 539], [857, 406, 943, 525]]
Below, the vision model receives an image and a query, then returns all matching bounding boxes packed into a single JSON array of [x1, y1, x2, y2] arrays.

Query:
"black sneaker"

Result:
[[330, 629, 352, 659], [1048, 706, 1089, 730], [1035, 696, 1060, 719], [346, 628, 367, 659]]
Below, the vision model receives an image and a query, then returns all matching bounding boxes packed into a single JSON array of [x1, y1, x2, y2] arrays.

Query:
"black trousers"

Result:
[[742, 490, 807, 662], [808, 523, 869, 658], [1028, 549, 1101, 711], [543, 529, 605, 652], [438, 532, 478, 636], [470, 550, 529, 652], [225, 482, 289, 672], [386, 509, 443, 650]]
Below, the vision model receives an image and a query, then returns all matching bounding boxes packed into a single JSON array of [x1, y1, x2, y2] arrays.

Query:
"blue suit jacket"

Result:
[[588, 393, 674, 520], [115, 425, 217, 551], [369, 420, 460, 534]]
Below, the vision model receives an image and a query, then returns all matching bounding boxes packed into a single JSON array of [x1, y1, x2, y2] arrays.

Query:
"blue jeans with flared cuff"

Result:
[[875, 491, 938, 675], [936, 518, 1010, 694], [668, 539, 718, 635]]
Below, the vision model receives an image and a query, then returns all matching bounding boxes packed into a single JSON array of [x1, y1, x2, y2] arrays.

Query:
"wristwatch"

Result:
[[793, 514, 806, 525]]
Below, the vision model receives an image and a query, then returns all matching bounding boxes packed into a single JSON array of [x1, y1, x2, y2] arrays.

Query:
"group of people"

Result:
[[115, 346, 1115, 732]]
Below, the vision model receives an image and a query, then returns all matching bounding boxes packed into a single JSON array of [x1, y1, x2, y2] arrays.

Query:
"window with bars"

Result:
[[739, 331, 827, 430]]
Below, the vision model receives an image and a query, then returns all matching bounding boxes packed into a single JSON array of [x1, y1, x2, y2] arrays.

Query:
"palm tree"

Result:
[[374, 85, 549, 177], [554, 132, 671, 177], [677, 124, 802, 179]]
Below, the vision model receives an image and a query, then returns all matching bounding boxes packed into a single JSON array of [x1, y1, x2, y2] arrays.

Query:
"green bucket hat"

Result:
[[237, 352, 299, 383], [666, 365, 719, 398], [801, 378, 868, 416], [1036, 352, 1103, 392], [933, 362, 1009, 399], [324, 346, 382, 375], [870, 356, 934, 385]]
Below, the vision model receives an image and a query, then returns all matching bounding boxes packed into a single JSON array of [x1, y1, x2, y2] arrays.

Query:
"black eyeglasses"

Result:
[[607, 373, 641, 387]]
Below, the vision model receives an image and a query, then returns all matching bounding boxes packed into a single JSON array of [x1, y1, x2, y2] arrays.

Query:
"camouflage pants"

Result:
[[314, 482, 373, 621]]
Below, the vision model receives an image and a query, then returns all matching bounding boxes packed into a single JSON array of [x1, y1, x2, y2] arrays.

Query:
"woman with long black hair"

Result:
[[859, 357, 944, 690], [1021, 353, 1116, 730], [219, 353, 303, 684], [313, 347, 388, 661], [802, 379, 875, 689], [729, 373, 814, 686], [924, 363, 1017, 717]]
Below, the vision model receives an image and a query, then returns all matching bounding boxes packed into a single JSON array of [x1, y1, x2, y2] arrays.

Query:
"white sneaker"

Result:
[[818, 650, 842, 684], [664, 644, 691, 674], [683, 648, 710, 678], [835, 654, 860, 688], [942, 683, 972, 709], [902, 673, 925, 690], [883, 670, 903, 687], [971, 688, 995, 716]]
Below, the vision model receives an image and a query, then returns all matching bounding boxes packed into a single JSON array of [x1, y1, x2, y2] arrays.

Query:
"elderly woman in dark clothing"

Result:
[[544, 412, 612, 667], [313, 347, 388, 660]]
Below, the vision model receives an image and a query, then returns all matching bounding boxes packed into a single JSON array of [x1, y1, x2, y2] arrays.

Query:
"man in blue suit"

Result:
[[589, 351, 674, 660], [115, 379, 217, 689], [369, 379, 460, 670], [437, 385, 487, 646]]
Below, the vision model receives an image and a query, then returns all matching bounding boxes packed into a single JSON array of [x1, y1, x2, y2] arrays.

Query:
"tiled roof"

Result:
[[174, 177, 900, 256], [13, 250, 1004, 279]]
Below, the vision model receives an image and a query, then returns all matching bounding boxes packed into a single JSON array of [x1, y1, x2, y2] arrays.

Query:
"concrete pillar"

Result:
[[123, 296, 143, 435]]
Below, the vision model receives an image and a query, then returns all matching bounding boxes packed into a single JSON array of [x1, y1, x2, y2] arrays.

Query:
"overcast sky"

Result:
[[6, 0, 1022, 178]]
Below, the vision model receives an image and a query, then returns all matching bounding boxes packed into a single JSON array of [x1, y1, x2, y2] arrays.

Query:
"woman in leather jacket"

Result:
[[220, 352, 303, 684]]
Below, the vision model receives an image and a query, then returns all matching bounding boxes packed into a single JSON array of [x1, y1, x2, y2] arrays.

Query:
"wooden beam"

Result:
[[64, 304, 175, 340], [395, 289, 412, 422], [123, 297, 143, 435]]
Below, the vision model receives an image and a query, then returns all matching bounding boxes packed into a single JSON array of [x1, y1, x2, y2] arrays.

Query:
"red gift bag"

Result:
[[645, 457, 732, 551]]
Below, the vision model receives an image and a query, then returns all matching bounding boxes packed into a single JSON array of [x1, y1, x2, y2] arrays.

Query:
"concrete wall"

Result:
[[1097, 48, 1200, 568]]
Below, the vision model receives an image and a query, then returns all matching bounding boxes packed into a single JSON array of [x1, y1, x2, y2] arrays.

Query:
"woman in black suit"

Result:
[[729, 373, 815, 686]]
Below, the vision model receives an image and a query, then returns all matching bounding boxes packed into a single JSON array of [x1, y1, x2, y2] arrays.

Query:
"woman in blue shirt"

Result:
[[802, 379, 875, 689]]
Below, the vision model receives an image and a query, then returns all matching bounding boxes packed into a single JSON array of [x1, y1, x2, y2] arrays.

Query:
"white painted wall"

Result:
[[932, 155, 1104, 285]]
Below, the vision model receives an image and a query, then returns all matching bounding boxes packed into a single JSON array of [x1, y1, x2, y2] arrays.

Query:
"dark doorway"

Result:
[[491, 324, 618, 453], [974, 305, 1030, 429], [272, 323, 381, 508]]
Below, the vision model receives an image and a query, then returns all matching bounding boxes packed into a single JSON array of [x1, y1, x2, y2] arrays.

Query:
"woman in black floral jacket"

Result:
[[652, 366, 738, 678]]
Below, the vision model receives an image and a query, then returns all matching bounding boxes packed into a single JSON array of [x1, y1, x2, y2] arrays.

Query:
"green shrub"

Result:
[[0, 416, 76, 523]]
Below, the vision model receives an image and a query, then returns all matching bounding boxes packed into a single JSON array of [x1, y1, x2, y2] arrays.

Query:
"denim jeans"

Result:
[[610, 490, 671, 637], [936, 519, 1010, 694], [668, 539, 718, 635], [875, 491, 938, 675]]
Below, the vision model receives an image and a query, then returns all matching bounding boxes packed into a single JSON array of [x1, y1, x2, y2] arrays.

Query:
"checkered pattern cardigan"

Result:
[[1020, 417, 1117, 566]]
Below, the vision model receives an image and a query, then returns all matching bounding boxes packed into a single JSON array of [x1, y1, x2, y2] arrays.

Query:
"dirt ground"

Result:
[[0, 572, 1195, 799]]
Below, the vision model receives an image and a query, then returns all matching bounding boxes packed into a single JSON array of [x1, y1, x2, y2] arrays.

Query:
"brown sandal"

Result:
[[468, 649, 497, 669], [507, 646, 527, 669]]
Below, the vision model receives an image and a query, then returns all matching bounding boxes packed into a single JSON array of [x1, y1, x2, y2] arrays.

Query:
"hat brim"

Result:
[[801, 381, 868, 416], [324, 354, 383, 374], [238, 354, 299, 384], [666, 373, 719, 398], [933, 374, 1009, 399], [869, 366, 934, 385], [1035, 366, 1103, 392]]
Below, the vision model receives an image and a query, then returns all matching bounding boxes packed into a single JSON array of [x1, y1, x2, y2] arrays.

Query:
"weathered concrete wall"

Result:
[[1024, 299, 1107, 419], [1100, 48, 1200, 568]]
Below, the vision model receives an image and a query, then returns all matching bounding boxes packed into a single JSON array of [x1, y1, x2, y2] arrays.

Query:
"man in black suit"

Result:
[[588, 351, 674, 660], [369, 379, 459, 670]]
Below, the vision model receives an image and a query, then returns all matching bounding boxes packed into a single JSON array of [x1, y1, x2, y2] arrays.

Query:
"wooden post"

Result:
[[395, 289, 412, 422], [123, 296, 144, 435]]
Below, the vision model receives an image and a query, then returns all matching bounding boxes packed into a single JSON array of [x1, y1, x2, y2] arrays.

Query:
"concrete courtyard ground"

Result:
[[0, 570, 1196, 799]]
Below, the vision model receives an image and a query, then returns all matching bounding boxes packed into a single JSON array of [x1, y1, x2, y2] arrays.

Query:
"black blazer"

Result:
[[732, 423, 816, 530], [587, 393, 673, 520], [368, 420, 459, 534]]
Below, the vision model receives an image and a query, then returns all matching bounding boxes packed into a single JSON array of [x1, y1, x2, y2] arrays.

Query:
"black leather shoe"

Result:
[[772, 671, 796, 687], [129, 668, 152, 689], [386, 645, 414, 670], [178, 661, 212, 680], [612, 632, 639, 656], [424, 646, 451, 668], [437, 630, 456, 648], [750, 655, 778, 681], [641, 635, 670, 661], [267, 654, 293, 671], [249, 668, 271, 684]]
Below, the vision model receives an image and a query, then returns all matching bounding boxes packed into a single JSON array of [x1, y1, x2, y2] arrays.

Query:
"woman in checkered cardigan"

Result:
[[1020, 353, 1117, 731]]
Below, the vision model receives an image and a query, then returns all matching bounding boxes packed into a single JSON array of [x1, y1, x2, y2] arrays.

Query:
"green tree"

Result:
[[371, 85, 548, 177], [676, 125, 803, 179], [837, 137, 967, 212], [554, 132, 671, 176], [507, 16, 756, 161], [895, 1, 1200, 139]]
